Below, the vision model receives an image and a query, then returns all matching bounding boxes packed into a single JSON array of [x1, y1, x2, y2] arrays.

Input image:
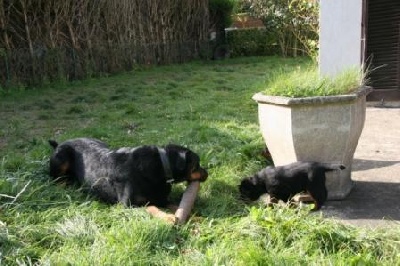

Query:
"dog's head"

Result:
[[239, 176, 267, 202], [48, 140, 75, 181], [165, 144, 208, 183]]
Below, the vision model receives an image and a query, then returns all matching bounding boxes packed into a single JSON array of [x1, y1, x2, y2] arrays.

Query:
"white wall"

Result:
[[319, 0, 363, 76]]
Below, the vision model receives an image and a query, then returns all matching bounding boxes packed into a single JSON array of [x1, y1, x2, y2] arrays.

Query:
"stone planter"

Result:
[[252, 87, 372, 200]]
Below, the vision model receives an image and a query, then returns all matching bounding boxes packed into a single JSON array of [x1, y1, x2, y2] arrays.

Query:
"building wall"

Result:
[[319, 0, 363, 76]]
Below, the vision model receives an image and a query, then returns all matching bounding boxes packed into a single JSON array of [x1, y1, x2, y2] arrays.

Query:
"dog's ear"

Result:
[[175, 151, 188, 171], [49, 140, 58, 149]]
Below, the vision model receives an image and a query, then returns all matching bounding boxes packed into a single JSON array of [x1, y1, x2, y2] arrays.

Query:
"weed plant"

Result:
[[0, 57, 399, 265]]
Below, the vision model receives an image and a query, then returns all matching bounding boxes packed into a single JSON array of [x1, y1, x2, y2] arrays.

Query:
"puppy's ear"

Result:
[[175, 151, 188, 171], [49, 140, 58, 149]]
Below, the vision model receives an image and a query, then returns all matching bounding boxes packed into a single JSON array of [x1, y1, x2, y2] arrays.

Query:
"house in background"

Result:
[[319, 0, 400, 101]]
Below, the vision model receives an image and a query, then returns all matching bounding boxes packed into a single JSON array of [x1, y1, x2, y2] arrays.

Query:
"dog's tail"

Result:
[[317, 162, 346, 171], [49, 140, 58, 149]]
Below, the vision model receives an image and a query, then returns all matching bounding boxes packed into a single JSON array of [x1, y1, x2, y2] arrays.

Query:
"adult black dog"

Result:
[[49, 138, 208, 222], [239, 161, 345, 210]]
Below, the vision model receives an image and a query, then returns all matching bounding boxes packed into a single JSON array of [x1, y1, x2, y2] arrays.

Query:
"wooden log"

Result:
[[175, 181, 200, 225]]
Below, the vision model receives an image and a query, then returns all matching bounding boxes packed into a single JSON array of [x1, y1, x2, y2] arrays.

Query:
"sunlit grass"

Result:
[[262, 66, 365, 97]]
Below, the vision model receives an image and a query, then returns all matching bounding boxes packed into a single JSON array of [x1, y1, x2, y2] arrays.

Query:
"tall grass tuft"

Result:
[[262, 66, 366, 97]]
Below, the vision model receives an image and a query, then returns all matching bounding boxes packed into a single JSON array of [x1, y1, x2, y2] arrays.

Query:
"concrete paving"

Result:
[[322, 102, 400, 228]]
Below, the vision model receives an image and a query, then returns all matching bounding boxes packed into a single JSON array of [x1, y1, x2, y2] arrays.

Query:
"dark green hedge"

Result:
[[226, 28, 280, 57]]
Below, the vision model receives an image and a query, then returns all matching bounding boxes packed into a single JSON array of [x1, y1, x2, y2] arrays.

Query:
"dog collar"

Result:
[[158, 148, 174, 183]]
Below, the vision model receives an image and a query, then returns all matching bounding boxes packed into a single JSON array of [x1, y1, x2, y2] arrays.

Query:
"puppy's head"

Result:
[[49, 140, 75, 180], [165, 144, 208, 183], [239, 176, 266, 202]]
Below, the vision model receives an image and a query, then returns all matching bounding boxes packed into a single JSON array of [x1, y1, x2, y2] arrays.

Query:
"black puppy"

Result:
[[49, 138, 208, 222], [239, 161, 345, 210]]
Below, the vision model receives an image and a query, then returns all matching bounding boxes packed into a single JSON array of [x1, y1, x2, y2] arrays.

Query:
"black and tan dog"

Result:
[[49, 138, 208, 222], [239, 161, 345, 210]]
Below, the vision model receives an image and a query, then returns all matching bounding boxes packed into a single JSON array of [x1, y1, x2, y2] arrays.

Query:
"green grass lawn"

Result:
[[0, 56, 399, 265]]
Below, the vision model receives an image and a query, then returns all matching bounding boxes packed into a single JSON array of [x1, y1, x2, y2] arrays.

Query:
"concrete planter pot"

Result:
[[252, 86, 372, 200]]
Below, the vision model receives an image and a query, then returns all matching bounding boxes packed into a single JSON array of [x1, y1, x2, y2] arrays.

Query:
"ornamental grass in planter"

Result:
[[252, 67, 372, 200]]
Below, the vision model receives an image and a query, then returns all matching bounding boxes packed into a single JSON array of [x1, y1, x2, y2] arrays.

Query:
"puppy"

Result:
[[49, 138, 208, 222], [239, 161, 345, 210]]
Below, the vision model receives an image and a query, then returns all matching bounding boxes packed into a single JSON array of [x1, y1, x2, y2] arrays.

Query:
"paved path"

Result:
[[323, 103, 400, 228]]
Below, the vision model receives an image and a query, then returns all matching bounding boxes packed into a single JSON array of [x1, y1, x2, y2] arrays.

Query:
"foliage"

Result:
[[261, 66, 366, 97], [226, 29, 280, 57], [244, 0, 319, 60], [0, 57, 398, 265], [235, 0, 253, 13], [209, 0, 237, 47], [209, 0, 237, 29], [0, 48, 6, 57]]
